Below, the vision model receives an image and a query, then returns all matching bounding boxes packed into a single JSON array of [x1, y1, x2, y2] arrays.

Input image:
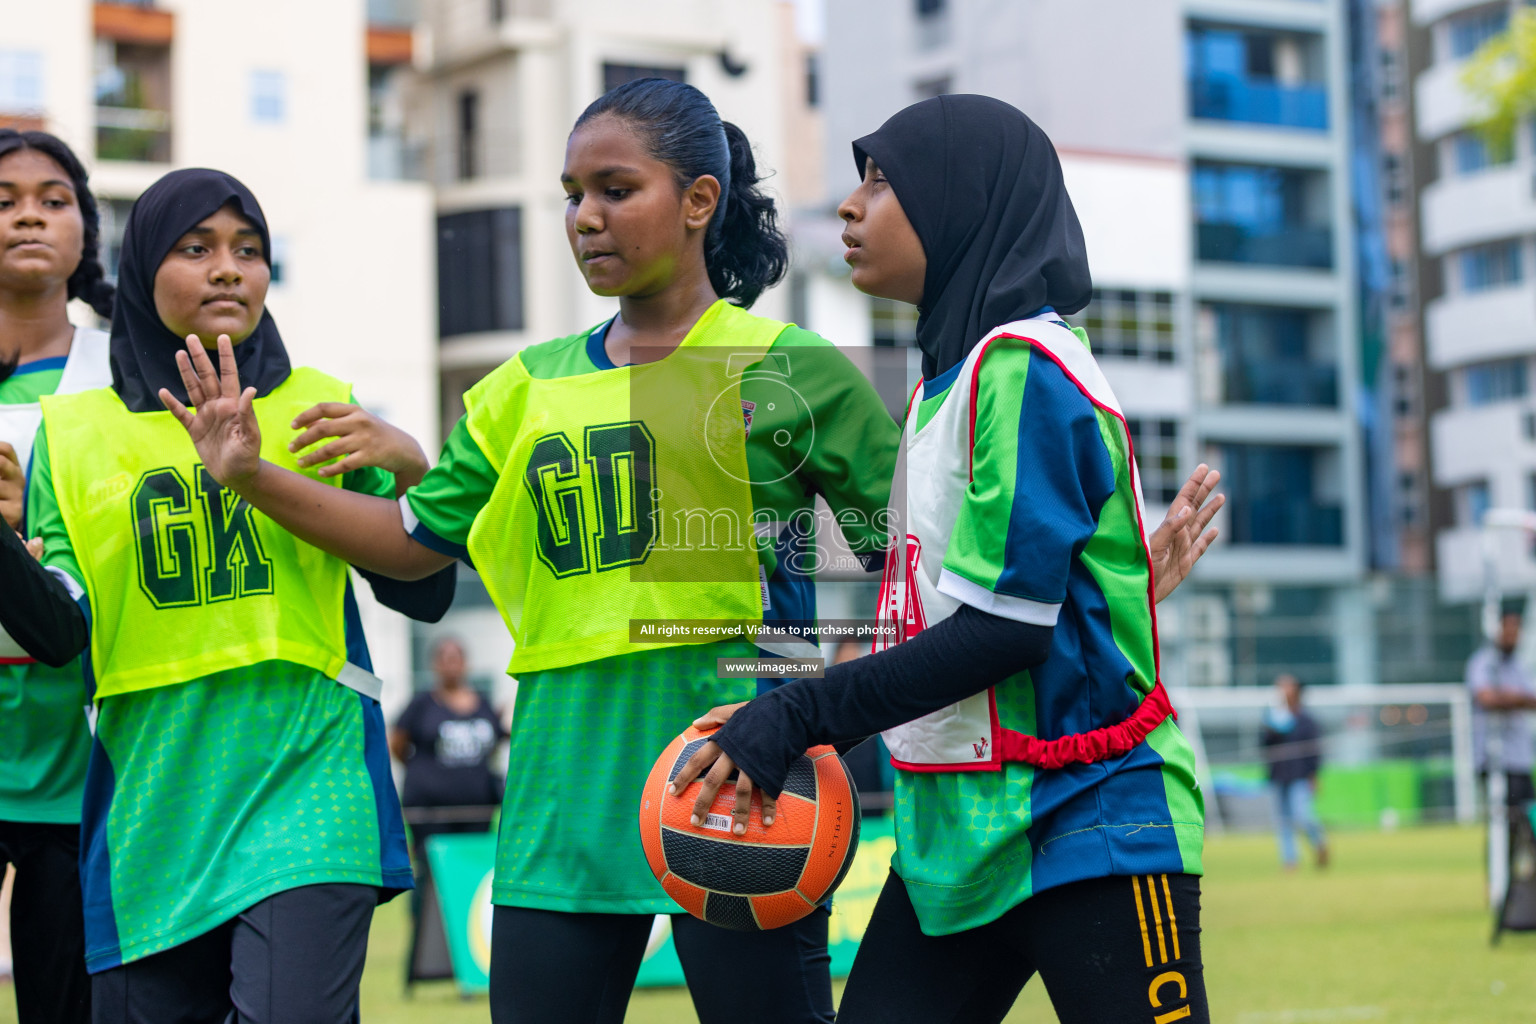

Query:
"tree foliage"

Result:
[[1464, 9, 1536, 150]]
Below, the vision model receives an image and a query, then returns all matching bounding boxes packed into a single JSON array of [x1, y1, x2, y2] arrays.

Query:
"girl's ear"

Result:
[[682, 174, 721, 231]]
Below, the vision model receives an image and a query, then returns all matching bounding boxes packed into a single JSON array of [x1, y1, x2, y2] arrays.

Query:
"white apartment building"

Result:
[[1408, 0, 1536, 600], [0, 0, 439, 714]]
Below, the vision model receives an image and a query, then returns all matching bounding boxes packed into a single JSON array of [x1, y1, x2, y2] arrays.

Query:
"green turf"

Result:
[[5, 826, 1536, 1022]]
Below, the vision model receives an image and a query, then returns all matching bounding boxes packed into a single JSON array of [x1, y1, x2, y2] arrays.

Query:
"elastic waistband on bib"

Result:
[[996, 682, 1175, 770]]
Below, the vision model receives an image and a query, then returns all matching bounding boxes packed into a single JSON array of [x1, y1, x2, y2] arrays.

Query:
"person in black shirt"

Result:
[[1261, 674, 1328, 870], [390, 637, 507, 844]]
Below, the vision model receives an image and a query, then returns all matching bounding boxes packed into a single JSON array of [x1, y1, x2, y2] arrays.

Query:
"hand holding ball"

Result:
[[639, 726, 861, 931]]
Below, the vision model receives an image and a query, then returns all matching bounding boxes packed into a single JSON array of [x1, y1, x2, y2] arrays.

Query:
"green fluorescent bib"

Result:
[[42, 369, 356, 700], [464, 301, 784, 673]]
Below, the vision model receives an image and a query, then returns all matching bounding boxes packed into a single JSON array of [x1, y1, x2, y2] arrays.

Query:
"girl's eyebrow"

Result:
[[0, 178, 73, 190], [563, 166, 641, 183]]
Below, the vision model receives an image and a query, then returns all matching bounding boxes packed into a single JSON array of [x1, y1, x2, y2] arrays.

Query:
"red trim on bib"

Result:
[[997, 682, 1175, 770], [0, 656, 37, 665]]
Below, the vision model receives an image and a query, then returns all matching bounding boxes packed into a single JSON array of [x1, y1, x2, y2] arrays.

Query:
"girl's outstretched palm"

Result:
[[158, 334, 262, 487]]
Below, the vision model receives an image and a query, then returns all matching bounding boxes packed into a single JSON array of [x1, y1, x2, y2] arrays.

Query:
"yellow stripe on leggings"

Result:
[[1161, 874, 1181, 961], [1131, 875, 1154, 968], [1146, 875, 1169, 964]]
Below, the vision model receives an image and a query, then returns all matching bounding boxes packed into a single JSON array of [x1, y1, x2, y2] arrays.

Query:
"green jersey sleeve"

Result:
[[402, 415, 499, 561], [25, 424, 87, 592]]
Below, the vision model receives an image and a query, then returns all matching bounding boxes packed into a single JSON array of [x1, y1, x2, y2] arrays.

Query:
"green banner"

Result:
[[425, 817, 898, 993]]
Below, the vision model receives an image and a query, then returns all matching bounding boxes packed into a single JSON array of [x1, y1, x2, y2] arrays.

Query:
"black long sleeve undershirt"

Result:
[[358, 565, 456, 623], [712, 603, 1054, 798], [0, 525, 88, 667], [0, 526, 455, 667]]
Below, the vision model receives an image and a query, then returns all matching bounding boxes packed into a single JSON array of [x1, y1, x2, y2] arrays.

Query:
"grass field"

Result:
[[5, 825, 1536, 1022]]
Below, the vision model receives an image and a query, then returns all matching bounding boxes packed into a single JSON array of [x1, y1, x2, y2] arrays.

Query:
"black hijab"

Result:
[[110, 168, 290, 413], [852, 95, 1092, 378]]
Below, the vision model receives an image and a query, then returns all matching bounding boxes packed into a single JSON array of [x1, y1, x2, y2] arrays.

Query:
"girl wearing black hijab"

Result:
[[0, 167, 450, 1023], [670, 96, 1216, 1023]]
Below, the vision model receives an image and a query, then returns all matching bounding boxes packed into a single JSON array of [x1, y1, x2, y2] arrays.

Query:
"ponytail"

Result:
[[575, 79, 788, 308], [0, 130, 115, 320]]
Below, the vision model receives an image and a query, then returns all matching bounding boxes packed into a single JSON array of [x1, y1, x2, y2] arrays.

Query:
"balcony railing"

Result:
[[1197, 223, 1333, 269], [95, 105, 170, 162], [1219, 360, 1339, 406], [1190, 75, 1328, 131]]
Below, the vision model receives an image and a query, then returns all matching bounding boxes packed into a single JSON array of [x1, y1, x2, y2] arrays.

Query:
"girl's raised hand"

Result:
[[289, 403, 430, 490], [1148, 463, 1224, 603], [158, 334, 262, 488]]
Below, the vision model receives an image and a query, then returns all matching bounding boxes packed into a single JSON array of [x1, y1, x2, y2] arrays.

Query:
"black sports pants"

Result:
[[838, 870, 1208, 1024], [90, 883, 376, 1024], [488, 904, 835, 1024], [0, 820, 91, 1024]]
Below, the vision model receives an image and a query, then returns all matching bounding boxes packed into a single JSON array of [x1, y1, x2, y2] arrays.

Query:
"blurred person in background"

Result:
[[1467, 599, 1536, 809], [1261, 674, 1328, 871], [390, 636, 507, 849]]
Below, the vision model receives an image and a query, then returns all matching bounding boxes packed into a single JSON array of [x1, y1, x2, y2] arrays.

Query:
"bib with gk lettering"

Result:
[[42, 368, 358, 700]]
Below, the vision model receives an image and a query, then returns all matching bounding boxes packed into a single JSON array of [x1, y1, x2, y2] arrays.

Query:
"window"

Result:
[[1393, 363, 1416, 418], [1193, 161, 1332, 269], [1459, 239, 1523, 292], [871, 298, 918, 348], [99, 197, 136, 284], [1125, 419, 1182, 507], [1378, 47, 1401, 102], [0, 50, 44, 114], [1382, 152, 1405, 206], [601, 63, 685, 95], [1214, 443, 1344, 546], [457, 89, 479, 181], [490, 0, 505, 21], [1464, 359, 1528, 406], [1450, 129, 1513, 174], [805, 52, 819, 108], [1186, 23, 1327, 130], [1389, 259, 1412, 310], [1447, 7, 1508, 60], [94, 38, 172, 163], [438, 207, 524, 337], [249, 70, 285, 124], [916, 0, 946, 16], [268, 236, 287, 286], [1065, 289, 1176, 363], [1196, 302, 1337, 406], [1456, 480, 1491, 527]]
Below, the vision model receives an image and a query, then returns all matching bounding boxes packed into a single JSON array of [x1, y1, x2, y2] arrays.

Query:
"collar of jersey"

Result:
[[11, 354, 69, 376]]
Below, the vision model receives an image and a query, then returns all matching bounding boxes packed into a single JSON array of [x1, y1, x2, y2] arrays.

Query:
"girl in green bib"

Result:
[[0, 167, 452, 1024]]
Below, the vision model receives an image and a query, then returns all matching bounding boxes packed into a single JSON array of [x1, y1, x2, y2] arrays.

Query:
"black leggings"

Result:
[[90, 883, 376, 1024], [488, 904, 834, 1024], [837, 871, 1208, 1024], [0, 821, 91, 1024]]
